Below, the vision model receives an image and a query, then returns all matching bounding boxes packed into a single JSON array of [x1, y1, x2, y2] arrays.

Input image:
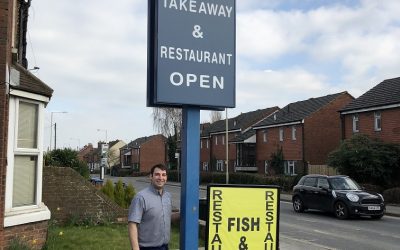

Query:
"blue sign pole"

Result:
[[180, 106, 200, 249]]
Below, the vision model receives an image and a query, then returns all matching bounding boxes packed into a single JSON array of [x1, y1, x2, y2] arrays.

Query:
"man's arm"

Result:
[[128, 222, 140, 250]]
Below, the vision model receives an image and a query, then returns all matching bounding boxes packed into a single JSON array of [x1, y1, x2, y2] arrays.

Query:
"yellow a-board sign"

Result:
[[206, 185, 280, 250]]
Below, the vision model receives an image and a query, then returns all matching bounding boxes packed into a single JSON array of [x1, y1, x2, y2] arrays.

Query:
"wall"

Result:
[[2, 221, 48, 249], [200, 138, 210, 167], [0, 0, 11, 248], [210, 133, 236, 172], [343, 108, 400, 143], [256, 125, 303, 173], [304, 93, 353, 164], [139, 135, 167, 173], [43, 167, 127, 224]]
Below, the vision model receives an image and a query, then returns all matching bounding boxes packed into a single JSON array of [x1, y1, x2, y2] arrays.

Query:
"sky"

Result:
[[26, 0, 400, 150]]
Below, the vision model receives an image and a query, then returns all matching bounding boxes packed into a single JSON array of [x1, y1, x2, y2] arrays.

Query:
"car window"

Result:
[[317, 178, 329, 189], [303, 177, 317, 187], [330, 177, 360, 190]]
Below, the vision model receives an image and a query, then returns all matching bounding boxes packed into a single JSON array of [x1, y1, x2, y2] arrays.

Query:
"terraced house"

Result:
[[119, 134, 167, 174], [200, 107, 279, 173], [253, 92, 354, 176], [1, 0, 53, 248], [340, 77, 400, 144]]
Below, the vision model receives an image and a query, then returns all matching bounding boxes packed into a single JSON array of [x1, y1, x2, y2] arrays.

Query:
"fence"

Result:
[[308, 164, 338, 176]]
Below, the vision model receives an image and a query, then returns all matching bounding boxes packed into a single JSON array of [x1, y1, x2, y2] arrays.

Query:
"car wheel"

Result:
[[334, 201, 349, 219], [293, 196, 305, 213], [371, 214, 384, 220]]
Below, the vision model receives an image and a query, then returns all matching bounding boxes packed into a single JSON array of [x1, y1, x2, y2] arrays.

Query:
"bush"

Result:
[[328, 134, 400, 187], [383, 187, 400, 204], [45, 148, 90, 179], [125, 183, 136, 208], [114, 180, 126, 208], [101, 180, 136, 209], [360, 183, 384, 193], [101, 180, 115, 200]]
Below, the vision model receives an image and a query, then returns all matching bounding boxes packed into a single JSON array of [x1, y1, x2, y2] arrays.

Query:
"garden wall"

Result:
[[43, 167, 127, 224]]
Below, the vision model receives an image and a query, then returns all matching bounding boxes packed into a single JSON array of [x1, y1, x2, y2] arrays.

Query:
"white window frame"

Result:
[[291, 126, 296, 140], [200, 140, 203, 149], [216, 160, 224, 171], [206, 139, 209, 149], [374, 111, 381, 131], [279, 128, 284, 141], [352, 114, 359, 132], [264, 160, 269, 174], [215, 136, 218, 145], [263, 130, 267, 143], [5, 96, 50, 227], [284, 161, 296, 176], [202, 162, 209, 171], [222, 135, 225, 145]]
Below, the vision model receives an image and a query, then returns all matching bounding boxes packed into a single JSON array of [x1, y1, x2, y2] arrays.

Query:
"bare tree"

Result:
[[152, 107, 182, 137], [210, 111, 223, 123]]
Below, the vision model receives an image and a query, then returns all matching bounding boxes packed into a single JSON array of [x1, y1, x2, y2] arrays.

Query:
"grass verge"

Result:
[[44, 223, 203, 249]]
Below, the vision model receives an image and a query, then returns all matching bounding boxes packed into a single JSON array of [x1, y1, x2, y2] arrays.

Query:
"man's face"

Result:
[[150, 167, 167, 190]]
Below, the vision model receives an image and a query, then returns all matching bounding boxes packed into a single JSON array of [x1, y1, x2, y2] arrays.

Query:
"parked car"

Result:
[[292, 174, 385, 219]]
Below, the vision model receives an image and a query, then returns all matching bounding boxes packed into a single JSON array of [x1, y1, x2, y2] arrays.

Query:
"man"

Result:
[[128, 164, 172, 250]]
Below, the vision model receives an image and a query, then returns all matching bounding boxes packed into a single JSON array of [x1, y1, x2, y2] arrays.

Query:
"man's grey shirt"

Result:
[[128, 185, 172, 247]]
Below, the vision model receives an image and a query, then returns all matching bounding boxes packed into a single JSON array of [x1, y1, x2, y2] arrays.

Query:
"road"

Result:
[[104, 176, 400, 250]]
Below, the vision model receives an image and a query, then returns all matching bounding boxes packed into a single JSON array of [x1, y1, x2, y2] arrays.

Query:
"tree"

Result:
[[209, 111, 222, 123], [45, 148, 89, 179], [125, 183, 136, 208], [328, 134, 400, 187], [114, 180, 126, 208], [269, 146, 284, 175], [167, 135, 177, 169], [101, 180, 115, 200], [152, 107, 182, 137]]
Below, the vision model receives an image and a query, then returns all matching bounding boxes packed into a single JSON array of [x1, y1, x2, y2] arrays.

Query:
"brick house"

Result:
[[200, 107, 279, 173], [1, 0, 53, 248], [340, 77, 400, 144], [119, 134, 167, 173], [78, 143, 97, 170], [253, 92, 354, 175]]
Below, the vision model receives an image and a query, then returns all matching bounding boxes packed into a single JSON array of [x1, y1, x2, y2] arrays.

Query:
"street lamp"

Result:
[[50, 111, 67, 151], [70, 138, 81, 151], [97, 128, 108, 142]]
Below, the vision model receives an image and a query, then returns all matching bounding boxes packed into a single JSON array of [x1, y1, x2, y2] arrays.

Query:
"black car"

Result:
[[292, 175, 385, 219]]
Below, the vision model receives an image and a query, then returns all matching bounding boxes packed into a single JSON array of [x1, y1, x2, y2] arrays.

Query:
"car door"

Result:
[[315, 177, 332, 211], [302, 177, 318, 209]]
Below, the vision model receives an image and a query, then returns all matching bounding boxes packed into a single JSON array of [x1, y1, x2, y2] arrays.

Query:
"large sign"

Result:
[[148, 0, 236, 109], [206, 185, 280, 250]]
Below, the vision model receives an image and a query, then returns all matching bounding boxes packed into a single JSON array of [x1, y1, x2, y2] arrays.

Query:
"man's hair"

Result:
[[150, 164, 167, 175]]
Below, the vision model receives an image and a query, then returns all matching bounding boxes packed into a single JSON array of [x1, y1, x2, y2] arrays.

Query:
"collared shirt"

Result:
[[128, 185, 172, 247]]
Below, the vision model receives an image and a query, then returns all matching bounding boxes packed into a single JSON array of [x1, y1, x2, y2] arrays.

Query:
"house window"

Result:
[[352, 114, 359, 132], [216, 160, 224, 171], [200, 140, 203, 149], [374, 112, 381, 131], [206, 139, 209, 149], [5, 97, 50, 227], [291, 126, 296, 140], [264, 160, 269, 174], [279, 128, 284, 141], [284, 161, 296, 176], [222, 135, 225, 145], [215, 136, 218, 145], [202, 162, 209, 171], [263, 130, 268, 143]]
